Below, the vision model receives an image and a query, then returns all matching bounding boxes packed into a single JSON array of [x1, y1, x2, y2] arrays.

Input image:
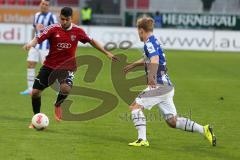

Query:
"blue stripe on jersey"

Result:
[[35, 14, 41, 27], [34, 12, 57, 50], [166, 75, 171, 86], [143, 35, 172, 86], [46, 40, 50, 49], [41, 14, 45, 24], [39, 40, 43, 49], [49, 14, 55, 25]]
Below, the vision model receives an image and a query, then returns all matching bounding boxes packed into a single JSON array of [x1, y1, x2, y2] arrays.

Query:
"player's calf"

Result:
[[165, 116, 177, 128], [129, 102, 147, 142], [54, 83, 71, 122], [165, 115, 204, 134], [175, 116, 204, 134], [60, 83, 71, 95], [31, 89, 42, 114], [31, 89, 41, 98]]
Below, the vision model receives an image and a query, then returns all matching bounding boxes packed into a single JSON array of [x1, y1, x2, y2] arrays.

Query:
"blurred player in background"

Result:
[[124, 16, 216, 147], [20, 0, 58, 95], [23, 7, 119, 128]]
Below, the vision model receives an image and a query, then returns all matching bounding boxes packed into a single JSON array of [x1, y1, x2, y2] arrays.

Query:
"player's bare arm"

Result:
[[23, 37, 38, 51], [35, 24, 45, 31], [123, 58, 145, 74], [148, 55, 159, 88], [89, 39, 120, 62]]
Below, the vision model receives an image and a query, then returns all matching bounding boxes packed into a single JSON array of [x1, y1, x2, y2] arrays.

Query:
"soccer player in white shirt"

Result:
[[20, 0, 57, 95], [124, 16, 216, 147]]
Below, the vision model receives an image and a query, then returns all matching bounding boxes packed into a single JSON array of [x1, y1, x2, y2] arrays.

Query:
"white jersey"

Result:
[[33, 12, 58, 50]]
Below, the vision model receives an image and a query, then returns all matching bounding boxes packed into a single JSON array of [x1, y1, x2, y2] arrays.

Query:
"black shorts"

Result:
[[33, 66, 74, 90]]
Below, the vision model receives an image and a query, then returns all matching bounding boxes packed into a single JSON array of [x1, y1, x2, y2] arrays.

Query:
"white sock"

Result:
[[27, 68, 35, 91], [131, 109, 146, 140], [176, 117, 204, 135]]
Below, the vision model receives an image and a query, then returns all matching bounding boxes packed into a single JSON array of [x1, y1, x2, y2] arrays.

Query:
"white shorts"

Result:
[[27, 47, 49, 64], [135, 86, 177, 119]]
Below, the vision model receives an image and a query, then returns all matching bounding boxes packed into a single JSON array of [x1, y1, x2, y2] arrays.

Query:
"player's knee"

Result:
[[60, 83, 71, 95], [129, 105, 135, 111], [27, 61, 36, 68], [31, 89, 41, 98], [129, 102, 142, 111], [166, 116, 177, 128]]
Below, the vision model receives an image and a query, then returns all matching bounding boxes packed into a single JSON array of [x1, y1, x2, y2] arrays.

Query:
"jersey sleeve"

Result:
[[78, 28, 92, 44], [37, 25, 55, 44], [145, 42, 159, 58]]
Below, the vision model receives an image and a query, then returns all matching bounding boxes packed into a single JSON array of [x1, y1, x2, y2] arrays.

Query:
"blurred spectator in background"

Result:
[[154, 11, 163, 28], [20, 0, 58, 95], [81, 5, 92, 25], [201, 0, 215, 12]]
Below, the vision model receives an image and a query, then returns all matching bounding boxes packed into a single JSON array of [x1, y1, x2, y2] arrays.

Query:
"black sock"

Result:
[[55, 92, 68, 107], [32, 96, 41, 114]]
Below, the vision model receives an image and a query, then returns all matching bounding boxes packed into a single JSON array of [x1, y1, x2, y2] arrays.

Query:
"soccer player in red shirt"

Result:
[[23, 7, 119, 128]]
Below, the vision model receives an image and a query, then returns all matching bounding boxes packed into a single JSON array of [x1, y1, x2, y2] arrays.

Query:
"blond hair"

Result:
[[136, 16, 154, 32]]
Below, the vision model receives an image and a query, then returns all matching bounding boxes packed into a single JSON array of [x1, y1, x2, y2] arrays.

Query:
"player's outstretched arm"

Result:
[[89, 39, 119, 62], [148, 55, 159, 88], [123, 58, 144, 74], [23, 37, 38, 51]]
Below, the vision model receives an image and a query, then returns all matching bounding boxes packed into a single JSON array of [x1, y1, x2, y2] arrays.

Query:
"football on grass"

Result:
[[32, 113, 49, 130]]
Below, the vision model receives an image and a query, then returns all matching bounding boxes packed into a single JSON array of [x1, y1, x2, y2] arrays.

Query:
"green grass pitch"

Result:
[[0, 44, 240, 160]]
